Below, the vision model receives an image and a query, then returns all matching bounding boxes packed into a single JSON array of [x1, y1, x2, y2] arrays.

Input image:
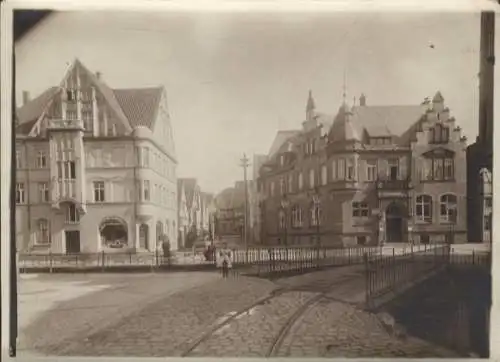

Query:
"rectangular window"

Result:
[[416, 196, 432, 222], [143, 180, 150, 201], [82, 110, 93, 130], [310, 205, 322, 226], [332, 160, 337, 180], [67, 161, 76, 179], [66, 110, 77, 120], [423, 159, 433, 180], [66, 89, 76, 101], [338, 159, 345, 180], [280, 177, 285, 195], [38, 182, 49, 203], [288, 174, 293, 193], [485, 197, 493, 209], [36, 151, 47, 168], [66, 204, 79, 223], [309, 169, 315, 188], [444, 158, 454, 180], [16, 183, 25, 204], [352, 202, 369, 217], [367, 160, 377, 181], [36, 219, 50, 244], [270, 181, 275, 196], [357, 236, 367, 245], [346, 159, 355, 180], [93, 181, 105, 202], [433, 158, 444, 180], [388, 158, 399, 181]]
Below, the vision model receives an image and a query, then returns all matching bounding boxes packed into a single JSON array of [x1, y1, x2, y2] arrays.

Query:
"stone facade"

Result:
[[15, 59, 178, 254], [258, 91, 468, 247]]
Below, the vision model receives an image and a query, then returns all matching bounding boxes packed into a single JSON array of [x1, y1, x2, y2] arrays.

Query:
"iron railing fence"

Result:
[[365, 245, 492, 308], [18, 243, 444, 274]]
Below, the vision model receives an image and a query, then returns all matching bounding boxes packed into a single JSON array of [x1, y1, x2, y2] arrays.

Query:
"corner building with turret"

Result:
[[258, 91, 468, 247]]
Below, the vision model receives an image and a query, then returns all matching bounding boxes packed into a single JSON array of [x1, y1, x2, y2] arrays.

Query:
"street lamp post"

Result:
[[280, 194, 290, 252], [312, 189, 321, 264]]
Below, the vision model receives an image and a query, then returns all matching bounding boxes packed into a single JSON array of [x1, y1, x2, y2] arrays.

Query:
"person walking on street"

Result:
[[218, 242, 232, 278]]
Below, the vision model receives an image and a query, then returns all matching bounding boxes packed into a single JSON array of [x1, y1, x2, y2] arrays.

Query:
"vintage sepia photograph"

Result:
[[3, 3, 496, 359]]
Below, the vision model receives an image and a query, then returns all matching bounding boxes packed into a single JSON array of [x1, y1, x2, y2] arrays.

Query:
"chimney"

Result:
[[359, 93, 366, 106], [96, 71, 102, 80], [22, 91, 30, 105]]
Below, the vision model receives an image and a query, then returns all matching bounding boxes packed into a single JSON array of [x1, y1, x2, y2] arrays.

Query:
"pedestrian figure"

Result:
[[217, 242, 232, 278]]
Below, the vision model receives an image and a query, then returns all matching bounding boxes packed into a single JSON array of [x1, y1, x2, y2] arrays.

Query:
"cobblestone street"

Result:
[[18, 266, 460, 358]]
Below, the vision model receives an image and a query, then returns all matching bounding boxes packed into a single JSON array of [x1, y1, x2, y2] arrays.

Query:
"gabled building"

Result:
[[214, 180, 256, 246], [258, 90, 468, 246], [177, 178, 214, 247], [15, 59, 178, 253]]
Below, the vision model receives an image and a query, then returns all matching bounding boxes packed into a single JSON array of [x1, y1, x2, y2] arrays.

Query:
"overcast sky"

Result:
[[15, 10, 487, 194]]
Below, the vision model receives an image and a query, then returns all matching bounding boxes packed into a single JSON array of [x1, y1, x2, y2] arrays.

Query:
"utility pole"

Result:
[[240, 154, 250, 255]]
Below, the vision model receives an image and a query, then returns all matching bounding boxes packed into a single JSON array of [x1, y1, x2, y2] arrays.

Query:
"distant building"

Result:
[[258, 90, 468, 246], [177, 178, 214, 248], [15, 59, 178, 253], [467, 11, 494, 243], [214, 180, 255, 245]]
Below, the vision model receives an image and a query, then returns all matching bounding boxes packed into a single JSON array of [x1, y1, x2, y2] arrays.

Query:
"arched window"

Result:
[[321, 165, 327, 185], [298, 172, 304, 190], [36, 218, 50, 244], [440, 194, 457, 222], [415, 195, 433, 222]]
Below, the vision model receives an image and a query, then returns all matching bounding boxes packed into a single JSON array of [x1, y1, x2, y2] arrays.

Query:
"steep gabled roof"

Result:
[[71, 59, 132, 133], [268, 129, 301, 156], [351, 105, 427, 138], [16, 86, 59, 127], [15, 59, 166, 135], [113, 87, 163, 129]]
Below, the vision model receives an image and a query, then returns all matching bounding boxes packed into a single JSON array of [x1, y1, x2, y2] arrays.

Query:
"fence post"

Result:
[[49, 251, 53, 273], [364, 253, 370, 308], [101, 250, 105, 271], [348, 248, 351, 264], [472, 249, 475, 265]]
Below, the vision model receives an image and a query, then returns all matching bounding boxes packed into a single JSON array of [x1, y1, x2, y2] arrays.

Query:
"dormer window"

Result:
[[280, 155, 285, 166]]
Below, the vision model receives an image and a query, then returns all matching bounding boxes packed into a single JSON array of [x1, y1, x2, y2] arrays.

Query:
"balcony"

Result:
[[46, 119, 84, 131], [376, 178, 412, 199]]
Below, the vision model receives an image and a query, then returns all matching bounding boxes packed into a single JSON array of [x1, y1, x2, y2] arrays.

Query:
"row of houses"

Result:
[[14, 59, 213, 254], [254, 90, 491, 247]]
